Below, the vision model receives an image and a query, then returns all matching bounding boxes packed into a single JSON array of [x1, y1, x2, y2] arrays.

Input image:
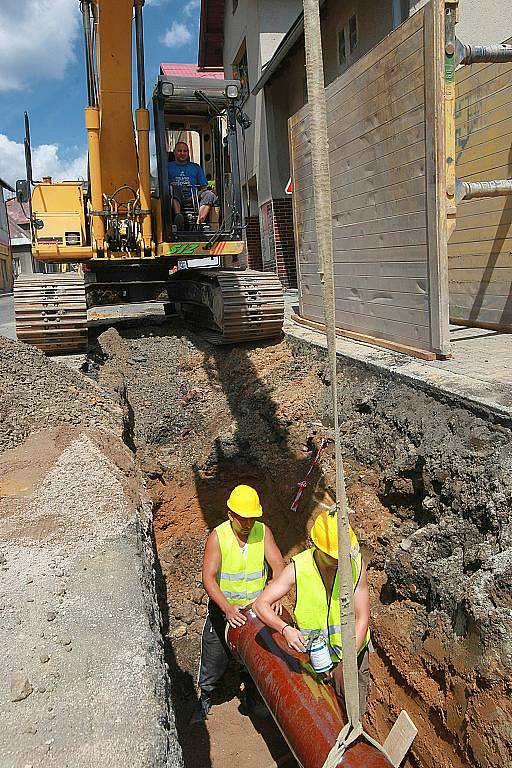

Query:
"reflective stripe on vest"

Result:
[[292, 533, 370, 662], [216, 519, 266, 606]]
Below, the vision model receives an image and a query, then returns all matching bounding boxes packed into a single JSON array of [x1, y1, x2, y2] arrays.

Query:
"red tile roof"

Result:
[[160, 63, 224, 78], [6, 198, 30, 226]]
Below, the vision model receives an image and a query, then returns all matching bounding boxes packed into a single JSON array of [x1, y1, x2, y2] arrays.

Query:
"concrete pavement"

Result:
[[0, 293, 15, 340]]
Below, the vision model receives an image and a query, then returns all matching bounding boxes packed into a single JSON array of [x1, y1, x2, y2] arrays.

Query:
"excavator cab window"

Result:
[[152, 76, 243, 244]]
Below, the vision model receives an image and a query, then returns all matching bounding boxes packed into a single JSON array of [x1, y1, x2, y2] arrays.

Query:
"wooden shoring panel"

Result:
[[448, 37, 512, 328], [289, 1, 449, 357]]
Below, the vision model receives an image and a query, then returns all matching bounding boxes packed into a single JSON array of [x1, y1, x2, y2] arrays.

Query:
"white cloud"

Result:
[[184, 0, 200, 16], [0, 0, 80, 91], [0, 134, 87, 188], [160, 22, 192, 48]]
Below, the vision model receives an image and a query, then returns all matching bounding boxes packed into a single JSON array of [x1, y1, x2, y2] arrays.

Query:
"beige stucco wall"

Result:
[[222, 0, 302, 207], [410, 0, 512, 45]]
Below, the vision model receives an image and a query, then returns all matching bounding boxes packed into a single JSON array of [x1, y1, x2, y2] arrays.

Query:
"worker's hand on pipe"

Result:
[[282, 625, 307, 653], [271, 600, 283, 616], [225, 605, 247, 627]]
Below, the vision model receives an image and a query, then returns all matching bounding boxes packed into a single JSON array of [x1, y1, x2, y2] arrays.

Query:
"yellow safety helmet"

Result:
[[227, 485, 263, 518], [310, 509, 358, 559]]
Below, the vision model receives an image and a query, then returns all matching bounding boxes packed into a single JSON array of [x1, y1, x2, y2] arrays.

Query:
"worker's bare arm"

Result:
[[264, 525, 285, 579], [254, 564, 307, 652], [354, 561, 370, 652], [263, 525, 285, 615], [202, 531, 246, 626]]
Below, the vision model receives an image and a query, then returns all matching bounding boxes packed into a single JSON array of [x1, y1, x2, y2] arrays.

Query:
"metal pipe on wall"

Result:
[[227, 609, 393, 768]]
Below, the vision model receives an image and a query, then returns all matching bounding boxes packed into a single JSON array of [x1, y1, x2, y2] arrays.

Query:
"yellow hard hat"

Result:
[[310, 509, 358, 558], [227, 485, 263, 518]]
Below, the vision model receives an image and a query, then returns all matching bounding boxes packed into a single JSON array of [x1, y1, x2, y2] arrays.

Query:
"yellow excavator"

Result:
[[13, 0, 284, 353]]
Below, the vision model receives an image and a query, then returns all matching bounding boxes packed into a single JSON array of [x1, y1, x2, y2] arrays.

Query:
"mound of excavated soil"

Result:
[[93, 319, 512, 768], [0, 336, 122, 453]]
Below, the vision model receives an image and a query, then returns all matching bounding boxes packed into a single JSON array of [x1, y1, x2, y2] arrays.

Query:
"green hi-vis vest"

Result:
[[292, 534, 370, 663], [215, 520, 267, 607]]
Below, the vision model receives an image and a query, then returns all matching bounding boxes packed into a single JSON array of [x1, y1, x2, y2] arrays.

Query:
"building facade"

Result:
[[199, 0, 512, 288], [6, 198, 33, 277], [0, 179, 14, 293]]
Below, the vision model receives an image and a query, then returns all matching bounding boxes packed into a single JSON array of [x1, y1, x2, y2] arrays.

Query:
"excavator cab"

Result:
[[153, 76, 244, 251]]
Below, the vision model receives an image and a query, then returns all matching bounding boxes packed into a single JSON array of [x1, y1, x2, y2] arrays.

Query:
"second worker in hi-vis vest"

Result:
[[254, 509, 371, 717], [191, 484, 285, 725]]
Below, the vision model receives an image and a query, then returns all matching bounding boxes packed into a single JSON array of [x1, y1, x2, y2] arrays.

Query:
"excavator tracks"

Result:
[[14, 273, 88, 354], [170, 269, 285, 344]]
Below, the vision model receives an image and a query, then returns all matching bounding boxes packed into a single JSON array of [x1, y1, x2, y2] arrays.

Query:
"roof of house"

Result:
[[8, 219, 30, 246], [160, 63, 224, 79], [0, 177, 14, 193], [6, 198, 30, 227], [198, 0, 225, 69]]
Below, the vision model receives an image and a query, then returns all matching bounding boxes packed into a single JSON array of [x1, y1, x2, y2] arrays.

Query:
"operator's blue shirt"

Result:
[[168, 160, 207, 199]]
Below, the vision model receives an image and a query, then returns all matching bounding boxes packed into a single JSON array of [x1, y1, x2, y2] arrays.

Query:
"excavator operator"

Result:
[[168, 141, 218, 229]]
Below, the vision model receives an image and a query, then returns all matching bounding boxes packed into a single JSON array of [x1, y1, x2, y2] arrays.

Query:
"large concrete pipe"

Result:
[[227, 608, 392, 768]]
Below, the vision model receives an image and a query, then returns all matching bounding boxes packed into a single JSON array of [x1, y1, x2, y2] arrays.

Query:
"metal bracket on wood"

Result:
[[456, 178, 512, 203], [455, 38, 512, 66]]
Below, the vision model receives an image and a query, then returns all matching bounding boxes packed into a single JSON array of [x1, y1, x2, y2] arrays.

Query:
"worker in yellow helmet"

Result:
[[254, 509, 371, 716], [191, 484, 285, 724]]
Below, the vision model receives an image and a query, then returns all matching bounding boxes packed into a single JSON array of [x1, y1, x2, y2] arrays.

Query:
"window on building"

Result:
[[349, 15, 358, 53], [338, 27, 346, 66], [233, 45, 249, 102], [392, 0, 410, 28], [232, 0, 238, 12]]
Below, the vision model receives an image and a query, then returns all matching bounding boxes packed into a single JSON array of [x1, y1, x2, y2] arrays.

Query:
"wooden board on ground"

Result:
[[289, 0, 450, 358], [448, 37, 512, 329]]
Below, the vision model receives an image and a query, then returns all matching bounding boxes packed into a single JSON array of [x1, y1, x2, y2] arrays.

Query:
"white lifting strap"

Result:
[[302, 2, 419, 764]]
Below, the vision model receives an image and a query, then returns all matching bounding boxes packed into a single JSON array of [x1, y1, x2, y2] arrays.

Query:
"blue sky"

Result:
[[0, 0, 201, 187]]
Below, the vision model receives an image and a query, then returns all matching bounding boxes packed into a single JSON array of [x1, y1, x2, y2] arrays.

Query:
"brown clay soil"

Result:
[[91, 317, 512, 768]]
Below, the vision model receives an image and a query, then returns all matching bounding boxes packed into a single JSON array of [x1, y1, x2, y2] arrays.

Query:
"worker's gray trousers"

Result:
[[332, 647, 370, 717], [197, 601, 252, 695]]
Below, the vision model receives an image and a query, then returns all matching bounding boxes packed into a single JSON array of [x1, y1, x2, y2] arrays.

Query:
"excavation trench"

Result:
[[89, 317, 512, 768]]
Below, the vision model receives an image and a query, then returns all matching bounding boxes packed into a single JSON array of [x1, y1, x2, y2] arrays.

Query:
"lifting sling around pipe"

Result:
[[227, 608, 393, 768]]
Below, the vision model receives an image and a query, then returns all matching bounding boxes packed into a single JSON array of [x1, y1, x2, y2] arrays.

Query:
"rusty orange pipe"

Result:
[[227, 608, 392, 768]]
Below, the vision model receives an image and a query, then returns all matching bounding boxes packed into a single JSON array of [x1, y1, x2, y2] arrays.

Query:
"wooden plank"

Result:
[[300, 260, 428, 279], [447, 251, 512, 269], [298, 273, 428, 294], [298, 245, 429, 264], [299, 302, 431, 344], [330, 157, 426, 202], [302, 228, 427, 250], [303, 283, 429, 310], [328, 86, 425, 156], [447, 239, 512, 256], [449, 274, 512, 290], [291, 310, 439, 361], [298, 296, 431, 327], [450, 306, 512, 327], [451, 206, 512, 230], [301, 211, 427, 238], [455, 125, 512, 169], [330, 140, 426, 188], [449, 223, 512, 245], [424, 0, 450, 356], [327, 62, 425, 137], [326, 48, 425, 126], [331, 194, 427, 227], [329, 122, 426, 177], [449, 292, 512, 312], [383, 711, 418, 768], [456, 114, 512, 164]]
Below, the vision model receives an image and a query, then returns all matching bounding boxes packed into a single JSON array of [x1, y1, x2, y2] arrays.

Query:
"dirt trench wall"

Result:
[[92, 324, 511, 768]]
